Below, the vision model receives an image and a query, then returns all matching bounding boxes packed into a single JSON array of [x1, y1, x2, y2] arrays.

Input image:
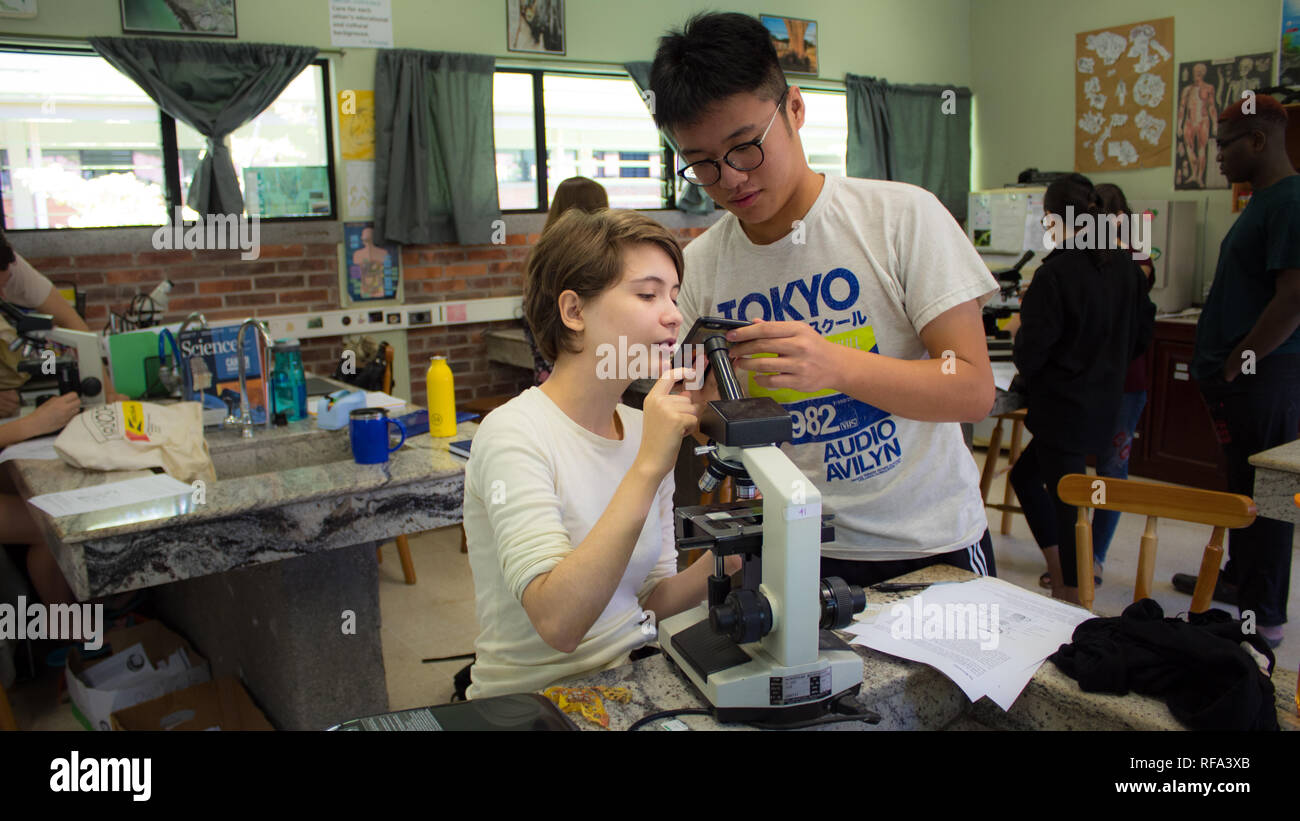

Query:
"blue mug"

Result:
[[350, 408, 406, 464]]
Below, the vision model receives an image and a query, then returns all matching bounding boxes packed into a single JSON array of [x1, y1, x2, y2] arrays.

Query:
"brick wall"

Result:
[[21, 224, 709, 406]]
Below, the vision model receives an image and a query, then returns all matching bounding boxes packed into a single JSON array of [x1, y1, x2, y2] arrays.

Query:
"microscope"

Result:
[[657, 318, 872, 726], [2, 300, 106, 406], [981, 250, 1034, 339]]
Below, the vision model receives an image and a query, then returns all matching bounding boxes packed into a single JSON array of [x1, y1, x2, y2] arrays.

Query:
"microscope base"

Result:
[[658, 604, 864, 725]]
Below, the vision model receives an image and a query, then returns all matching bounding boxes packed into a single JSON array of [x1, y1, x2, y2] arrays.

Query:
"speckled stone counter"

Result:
[[555, 565, 1300, 731], [2, 406, 477, 729], [1248, 439, 1300, 525]]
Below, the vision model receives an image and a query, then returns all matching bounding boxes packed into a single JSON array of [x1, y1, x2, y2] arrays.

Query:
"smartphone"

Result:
[[682, 316, 752, 348]]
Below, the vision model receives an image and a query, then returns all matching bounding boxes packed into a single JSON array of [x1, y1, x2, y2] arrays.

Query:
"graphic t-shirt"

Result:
[[678, 175, 997, 561]]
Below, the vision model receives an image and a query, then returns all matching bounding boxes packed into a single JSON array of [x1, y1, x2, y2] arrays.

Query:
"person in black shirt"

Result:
[[1182, 94, 1300, 648], [1010, 174, 1155, 603]]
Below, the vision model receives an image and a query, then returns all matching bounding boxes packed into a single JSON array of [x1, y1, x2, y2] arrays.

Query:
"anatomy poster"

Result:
[[1074, 17, 1174, 172], [1175, 58, 1230, 190]]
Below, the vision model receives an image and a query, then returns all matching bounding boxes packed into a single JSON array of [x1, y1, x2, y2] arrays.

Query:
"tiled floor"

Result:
[[8, 453, 1299, 729]]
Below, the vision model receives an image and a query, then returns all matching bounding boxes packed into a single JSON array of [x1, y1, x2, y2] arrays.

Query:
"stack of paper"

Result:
[[845, 576, 1093, 710]]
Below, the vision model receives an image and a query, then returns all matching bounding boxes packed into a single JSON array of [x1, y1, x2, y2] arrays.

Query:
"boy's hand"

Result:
[[726, 319, 844, 394], [0, 389, 19, 417], [636, 368, 699, 480]]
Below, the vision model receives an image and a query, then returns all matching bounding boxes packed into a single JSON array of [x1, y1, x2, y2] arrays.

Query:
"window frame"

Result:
[[0, 44, 338, 232]]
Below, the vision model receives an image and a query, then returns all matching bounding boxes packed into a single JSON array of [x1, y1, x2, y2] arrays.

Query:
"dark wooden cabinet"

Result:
[[1129, 320, 1227, 490]]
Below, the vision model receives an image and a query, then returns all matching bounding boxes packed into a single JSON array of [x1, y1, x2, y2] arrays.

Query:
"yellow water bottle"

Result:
[[426, 355, 457, 437]]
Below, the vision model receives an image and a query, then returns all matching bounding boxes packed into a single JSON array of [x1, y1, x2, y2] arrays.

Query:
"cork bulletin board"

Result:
[[1075, 17, 1174, 172]]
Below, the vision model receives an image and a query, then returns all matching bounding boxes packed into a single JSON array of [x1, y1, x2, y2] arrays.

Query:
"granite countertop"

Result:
[[3, 404, 478, 599], [552, 564, 1300, 732], [1248, 439, 1300, 525]]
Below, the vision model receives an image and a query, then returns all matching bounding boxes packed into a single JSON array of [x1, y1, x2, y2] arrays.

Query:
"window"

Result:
[[494, 70, 668, 212], [0, 50, 167, 229], [0, 48, 335, 229], [174, 64, 333, 220], [800, 89, 848, 178]]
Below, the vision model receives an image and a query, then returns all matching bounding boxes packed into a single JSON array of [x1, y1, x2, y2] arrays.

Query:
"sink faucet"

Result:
[[178, 311, 208, 338], [233, 318, 275, 438]]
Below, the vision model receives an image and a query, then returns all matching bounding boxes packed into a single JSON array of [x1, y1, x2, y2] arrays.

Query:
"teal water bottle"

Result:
[[272, 339, 308, 421]]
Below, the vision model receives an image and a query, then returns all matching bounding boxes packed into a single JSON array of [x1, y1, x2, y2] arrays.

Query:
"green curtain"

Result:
[[845, 73, 972, 220], [373, 50, 501, 246], [89, 37, 318, 216], [624, 61, 712, 215]]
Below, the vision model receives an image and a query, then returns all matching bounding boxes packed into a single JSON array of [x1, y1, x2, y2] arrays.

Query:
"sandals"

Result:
[[1039, 564, 1103, 589]]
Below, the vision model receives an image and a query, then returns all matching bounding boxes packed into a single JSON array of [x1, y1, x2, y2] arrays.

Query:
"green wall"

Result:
[[0, 0, 974, 92], [972, 0, 1285, 296]]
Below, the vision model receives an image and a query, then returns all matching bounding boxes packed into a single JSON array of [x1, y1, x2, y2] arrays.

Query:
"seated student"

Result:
[[463, 208, 735, 698], [0, 235, 85, 605], [0, 394, 82, 605], [0, 229, 122, 414], [1009, 174, 1155, 602]]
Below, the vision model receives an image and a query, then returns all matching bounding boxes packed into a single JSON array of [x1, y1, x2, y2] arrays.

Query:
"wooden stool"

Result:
[[979, 408, 1028, 535]]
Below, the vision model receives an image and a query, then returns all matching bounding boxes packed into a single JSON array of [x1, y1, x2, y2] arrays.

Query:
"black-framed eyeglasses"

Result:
[[677, 88, 789, 187], [1215, 130, 1254, 151]]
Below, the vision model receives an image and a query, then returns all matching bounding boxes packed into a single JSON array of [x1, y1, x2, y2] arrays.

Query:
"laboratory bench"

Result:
[[3, 388, 475, 730], [555, 564, 1300, 731]]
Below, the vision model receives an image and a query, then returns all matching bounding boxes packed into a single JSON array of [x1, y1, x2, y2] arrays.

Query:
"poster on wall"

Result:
[[1281, 0, 1300, 87], [0, 1, 37, 19], [1175, 58, 1230, 190], [339, 89, 375, 161], [1074, 17, 1174, 172], [121, 0, 236, 36], [506, 0, 564, 55], [1174, 52, 1273, 190], [1214, 52, 1273, 112], [760, 14, 818, 76], [341, 222, 401, 305]]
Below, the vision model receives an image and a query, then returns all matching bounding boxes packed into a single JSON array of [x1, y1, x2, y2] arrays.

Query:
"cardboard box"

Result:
[[66, 620, 210, 731], [110, 676, 273, 731]]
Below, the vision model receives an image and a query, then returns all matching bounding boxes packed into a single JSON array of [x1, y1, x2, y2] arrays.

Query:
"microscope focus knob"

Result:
[[80, 377, 102, 398], [709, 589, 772, 644], [819, 576, 866, 630]]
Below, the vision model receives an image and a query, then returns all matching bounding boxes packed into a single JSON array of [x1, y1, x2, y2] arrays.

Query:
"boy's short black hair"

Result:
[[649, 12, 787, 132], [0, 230, 14, 270]]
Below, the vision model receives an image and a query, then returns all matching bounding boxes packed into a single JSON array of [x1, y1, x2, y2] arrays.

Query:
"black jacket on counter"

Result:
[[1049, 599, 1279, 731], [1013, 247, 1155, 453]]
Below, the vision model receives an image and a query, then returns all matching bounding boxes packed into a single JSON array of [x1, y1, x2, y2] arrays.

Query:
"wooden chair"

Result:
[[375, 344, 418, 584], [1056, 474, 1256, 612], [979, 408, 1028, 535]]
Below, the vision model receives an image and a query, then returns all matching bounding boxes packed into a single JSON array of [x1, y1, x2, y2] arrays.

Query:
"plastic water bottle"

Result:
[[272, 339, 308, 422], [426, 356, 457, 437]]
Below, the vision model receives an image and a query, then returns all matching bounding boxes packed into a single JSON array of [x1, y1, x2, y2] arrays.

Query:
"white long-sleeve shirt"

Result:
[[463, 387, 676, 699]]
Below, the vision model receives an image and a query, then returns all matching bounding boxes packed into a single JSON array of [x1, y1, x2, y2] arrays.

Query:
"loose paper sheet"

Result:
[[845, 576, 1093, 710], [27, 474, 193, 518]]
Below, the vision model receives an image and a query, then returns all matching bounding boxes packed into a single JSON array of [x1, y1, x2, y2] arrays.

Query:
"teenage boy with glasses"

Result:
[[651, 13, 1000, 586]]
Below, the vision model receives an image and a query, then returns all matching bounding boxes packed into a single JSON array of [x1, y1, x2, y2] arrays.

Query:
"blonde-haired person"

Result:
[[462, 208, 738, 698]]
